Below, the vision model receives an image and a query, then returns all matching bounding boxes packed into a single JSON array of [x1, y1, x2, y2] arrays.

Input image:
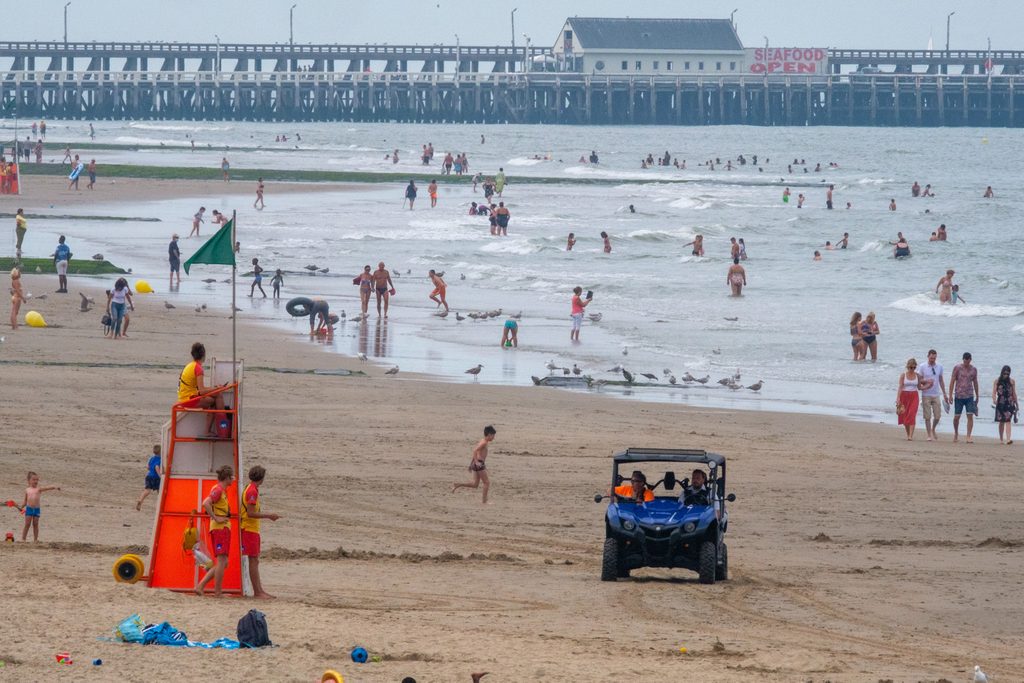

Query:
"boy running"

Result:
[[452, 426, 496, 504], [196, 465, 233, 597], [240, 465, 281, 599], [136, 445, 162, 510], [428, 269, 448, 312], [18, 472, 61, 541]]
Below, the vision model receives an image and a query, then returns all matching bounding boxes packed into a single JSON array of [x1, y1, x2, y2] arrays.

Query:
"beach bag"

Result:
[[215, 412, 232, 439], [237, 609, 271, 648], [101, 313, 112, 327], [114, 614, 146, 643]]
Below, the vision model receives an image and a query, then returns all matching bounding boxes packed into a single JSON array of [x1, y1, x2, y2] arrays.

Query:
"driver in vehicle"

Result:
[[681, 469, 712, 506], [612, 470, 654, 502]]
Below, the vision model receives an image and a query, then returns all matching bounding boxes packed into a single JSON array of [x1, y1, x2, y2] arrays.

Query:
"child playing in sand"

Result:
[[136, 445, 162, 510], [240, 465, 281, 599], [196, 465, 233, 597], [452, 425, 496, 504], [270, 269, 284, 299], [18, 471, 60, 541]]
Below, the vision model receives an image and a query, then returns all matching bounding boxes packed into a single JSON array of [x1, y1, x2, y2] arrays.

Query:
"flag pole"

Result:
[[231, 210, 237, 385]]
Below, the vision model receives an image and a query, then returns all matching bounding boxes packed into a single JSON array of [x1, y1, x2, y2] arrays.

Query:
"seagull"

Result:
[[393, 272, 401, 278], [79, 294, 93, 312], [221, 278, 231, 283], [79, 293, 95, 304], [202, 278, 217, 284], [201, 304, 207, 311], [712, 348, 721, 355], [668, 375, 677, 385], [33, 293, 47, 300], [682, 372, 697, 383], [545, 360, 560, 371], [465, 364, 483, 376], [455, 312, 465, 321], [733, 369, 742, 382], [357, 353, 368, 361], [640, 372, 658, 381], [194, 306, 201, 312], [572, 364, 582, 375], [406, 269, 412, 275], [588, 312, 602, 322], [974, 665, 988, 683], [468, 312, 481, 320], [606, 364, 624, 373], [717, 378, 733, 386], [304, 264, 318, 271], [510, 311, 522, 320], [92, 253, 104, 261], [339, 310, 346, 319], [318, 268, 329, 274], [728, 382, 741, 391], [695, 375, 710, 384], [621, 346, 629, 356], [724, 316, 739, 322], [622, 369, 635, 384], [460, 273, 466, 280], [746, 380, 764, 392], [662, 368, 672, 376], [385, 365, 399, 375], [164, 301, 175, 309], [351, 314, 365, 323]]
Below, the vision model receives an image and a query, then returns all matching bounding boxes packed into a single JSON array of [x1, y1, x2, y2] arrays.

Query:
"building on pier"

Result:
[[552, 17, 745, 76]]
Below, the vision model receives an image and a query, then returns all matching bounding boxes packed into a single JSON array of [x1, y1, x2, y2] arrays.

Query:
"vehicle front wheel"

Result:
[[698, 540, 717, 584], [601, 537, 620, 582], [715, 542, 728, 581]]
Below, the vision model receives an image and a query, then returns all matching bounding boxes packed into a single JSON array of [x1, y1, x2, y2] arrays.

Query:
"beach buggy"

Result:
[[594, 448, 735, 583]]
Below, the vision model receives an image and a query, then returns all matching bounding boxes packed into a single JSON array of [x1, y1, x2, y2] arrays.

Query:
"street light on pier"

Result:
[[290, 4, 298, 46], [215, 34, 221, 78], [63, 2, 71, 46]]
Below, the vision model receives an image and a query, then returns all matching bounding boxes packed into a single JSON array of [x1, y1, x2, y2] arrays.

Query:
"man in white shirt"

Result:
[[920, 349, 947, 441]]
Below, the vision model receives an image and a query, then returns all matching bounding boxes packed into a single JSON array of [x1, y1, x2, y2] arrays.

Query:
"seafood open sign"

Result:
[[747, 48, 828, 74]]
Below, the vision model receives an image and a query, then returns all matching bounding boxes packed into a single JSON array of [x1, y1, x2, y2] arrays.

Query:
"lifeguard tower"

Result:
[[113, 359, 250, 596]]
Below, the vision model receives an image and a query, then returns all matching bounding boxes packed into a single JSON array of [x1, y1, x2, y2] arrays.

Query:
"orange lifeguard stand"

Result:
[[144, 359, 251, 596]]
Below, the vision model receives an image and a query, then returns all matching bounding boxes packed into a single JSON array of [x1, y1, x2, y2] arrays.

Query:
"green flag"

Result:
[[183, 219, 235, 274]]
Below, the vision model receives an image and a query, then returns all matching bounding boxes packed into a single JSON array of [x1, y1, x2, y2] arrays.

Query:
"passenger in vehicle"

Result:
[[613, 470, 654, 502]]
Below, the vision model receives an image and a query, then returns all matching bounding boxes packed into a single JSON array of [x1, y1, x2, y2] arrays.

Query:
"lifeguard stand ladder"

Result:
[[146, 359, 251, 596]]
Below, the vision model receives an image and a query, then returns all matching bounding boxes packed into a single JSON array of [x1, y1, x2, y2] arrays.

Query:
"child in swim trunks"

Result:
[[452, 426, 496, 504], [18, 471, 61, 541], [271, 269, 284, 299], [501, 319, 518, 347], [136, 445, 162, 511]]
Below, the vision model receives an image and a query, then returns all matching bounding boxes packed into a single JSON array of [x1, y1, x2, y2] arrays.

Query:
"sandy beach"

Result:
[[1, 179, 1023, 682]]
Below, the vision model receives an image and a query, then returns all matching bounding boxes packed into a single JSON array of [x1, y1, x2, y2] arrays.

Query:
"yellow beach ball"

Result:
[[135, 280, 154, 294], [24, 311, 47, 327]]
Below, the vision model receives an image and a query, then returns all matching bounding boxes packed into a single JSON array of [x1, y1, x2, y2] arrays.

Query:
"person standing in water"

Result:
[[570, 286, 592, 341], [566, 233, 576, 251], [249, 258, 266, 298], [495, 168, 506, 196], [404, 180, 417, 210], [600, 231, 611, 253], [727, 258, 746, 296], [428, 179, 438, 208], [253, 177, 265, 209], [684, 235, 704, 257], [935, 269, 955, 303], [428, 269, 448, 312]]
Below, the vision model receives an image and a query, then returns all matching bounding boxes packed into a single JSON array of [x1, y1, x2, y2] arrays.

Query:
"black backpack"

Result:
[[236, 609, 271, 648]]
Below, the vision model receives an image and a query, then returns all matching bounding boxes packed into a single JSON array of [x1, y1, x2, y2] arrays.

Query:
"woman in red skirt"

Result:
[[896, 358, 931, 440]]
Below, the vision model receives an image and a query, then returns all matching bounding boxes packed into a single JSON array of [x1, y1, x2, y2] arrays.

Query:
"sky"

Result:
[[21, 0, 1024, 51]]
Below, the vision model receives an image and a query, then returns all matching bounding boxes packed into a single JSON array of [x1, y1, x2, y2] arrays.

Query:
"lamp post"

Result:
[[62, 1, 71, 45], [511, 8, 518, 73], [730, 8, 738, 28], [522, 33, 531, 73], [945, 11, 955, 52], [215, 34, 221, 78], [763, 35, 769, 75], [290, 4, 297, 46], [455, 33, 460, 75]]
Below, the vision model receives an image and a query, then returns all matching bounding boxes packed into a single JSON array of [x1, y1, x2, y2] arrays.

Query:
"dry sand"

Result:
[[1, 182, 1023, 682]]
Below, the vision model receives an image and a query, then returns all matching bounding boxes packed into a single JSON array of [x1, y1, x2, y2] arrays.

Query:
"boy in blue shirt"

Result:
[[136, 445, 162, 510], [53, 235, 72, 293]]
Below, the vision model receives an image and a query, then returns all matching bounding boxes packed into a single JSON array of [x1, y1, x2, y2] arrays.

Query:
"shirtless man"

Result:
[[936, 224, 948, 241], [936, 269, 955, 303], [684, 235, 704, 257], [727, 257, 747, 296], [983, 186, 994, 198], [372, 262, 395, 317], [428, 269, 448, 312], [729, 237, 740, 260], [826, 184, 834, 210], [452, 425, 495, 504]]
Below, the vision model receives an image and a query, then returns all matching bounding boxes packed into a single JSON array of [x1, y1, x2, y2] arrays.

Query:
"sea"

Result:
[[6, 119, 1023, 437]]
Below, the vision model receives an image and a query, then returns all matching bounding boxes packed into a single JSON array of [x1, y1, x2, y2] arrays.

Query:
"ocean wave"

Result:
[[626, 229, 680, 241], [505, 157, 547, 166], [1014, 324, 1024, 334], [113, 136, 190, 147], [478, 240, 546, 255], [129, 122, 233, 132], [889, 294, 1024, 318], [856, 177, 894, 185], [859, 240, 884, 252]]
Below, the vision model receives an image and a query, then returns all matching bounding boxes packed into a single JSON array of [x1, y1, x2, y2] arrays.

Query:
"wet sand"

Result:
[[0, 181, 1022, 681]]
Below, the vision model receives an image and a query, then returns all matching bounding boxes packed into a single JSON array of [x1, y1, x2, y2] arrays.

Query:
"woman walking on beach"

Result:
[[896, 358, 930, 441], [849, 312, 866, 361], [354, 264, 374, 316], [992, 366, 1018, 445], [108, 277, 134, 339], [9, 267, 24, 329]]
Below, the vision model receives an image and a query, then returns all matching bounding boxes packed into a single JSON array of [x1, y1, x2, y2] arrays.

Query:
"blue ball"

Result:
[[351, 647, 368, 663]]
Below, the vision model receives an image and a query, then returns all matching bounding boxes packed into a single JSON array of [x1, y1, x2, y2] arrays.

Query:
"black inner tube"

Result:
[[286, 296, 314, 317]]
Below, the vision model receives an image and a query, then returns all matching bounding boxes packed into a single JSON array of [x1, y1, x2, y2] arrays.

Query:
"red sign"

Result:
[[747, 48, 827, 74]]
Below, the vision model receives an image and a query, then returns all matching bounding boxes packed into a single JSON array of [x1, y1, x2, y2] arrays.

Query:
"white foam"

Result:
[[859, 240, 885, 252], [889, 293, 1024, 318], [129, 122, 232, 132], [478, 240, 544, 255], [505, 157, 545, 167]]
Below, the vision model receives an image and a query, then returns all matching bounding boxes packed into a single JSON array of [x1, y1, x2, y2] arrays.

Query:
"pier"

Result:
[[0, 41, 1021, 126]]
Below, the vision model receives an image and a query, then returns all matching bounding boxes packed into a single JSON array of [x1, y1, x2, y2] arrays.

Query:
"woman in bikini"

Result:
[[353, 265, 373, 316], [9, 267, 24, 329], [860, 312, 880, 362], [726, 257, 746, 297], [935, 269, 955, 303], [849, 311, 866, 361]]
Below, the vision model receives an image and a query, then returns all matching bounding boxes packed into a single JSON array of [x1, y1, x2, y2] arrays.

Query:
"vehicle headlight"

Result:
[[622, 519, 636, 531], [683, 522, 697, 533]]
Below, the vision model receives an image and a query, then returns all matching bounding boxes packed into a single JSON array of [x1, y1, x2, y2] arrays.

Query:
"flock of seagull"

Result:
[[538, 360, 764, 392]]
